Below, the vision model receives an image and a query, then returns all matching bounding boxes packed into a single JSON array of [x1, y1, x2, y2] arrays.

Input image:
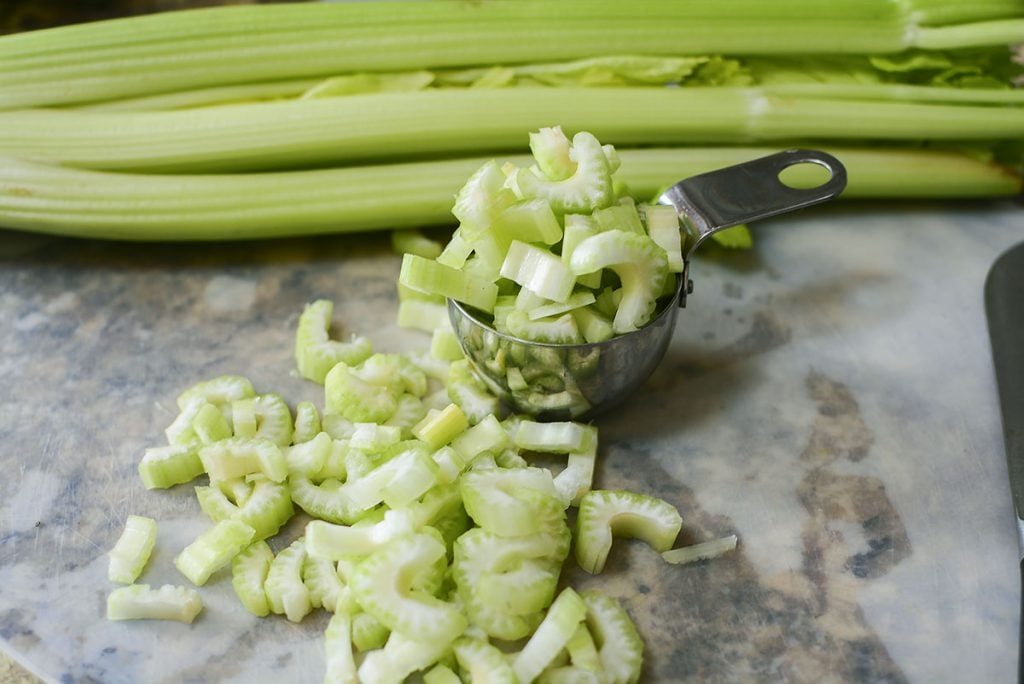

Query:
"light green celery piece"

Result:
[[303, 554, 345, 611], [450, 414, 510, 463], [391, 227, 444, 259], [452, 160, 518, 240], [195, 484, 237, 523], [265, 537, 313, 622], [460, 467, 563, 537], [506, 366, 529, 392], [250, 393, 294, 446], [399, 281, 445, 304], [303, 70, 435, 99], [453, 637, 519, 683], [138, 444, 203, 489], [108, 515, 157, 584], [352, 612, 391, 652], [400, 253, 498, 314], [436, 229, 474, 269], [323, 610, 358, 684], [594, 200, 645, 236], [165, 396, 207, 446], [494, 199, 563, 246], [199, 437, 288, 483], [381, 448, 442, 509], [515, 287, 547, 312], [710, 225, 753, 249], [295, 299, 374, 385], [529, 126, 574, 181], [325, 362, 398, 424], [528, 291, 596, 321], [553, 435, 598, 507], [196, 477, 292, 541], [580, 591, 643, 684], [321, 412, 357, 440], [177, 374, 255, 410], [514, 588, 588, 684], [500, 240, 576, 304], [446, 360, 501, 425], [515, 421, 589, 453], [593, 287, 620, 319], [349, 423, 402, 452], [413, 403, 469, 450], [495, 448, 529, 469], [383, 394, 428, 438], [575, 490, 682, 575], [516, 132, 615, 214], [424, 664, 462, 684], [397, 299, 450, 333], [293, 400, 321, 444], [566, 623, 602, 673], [643, 204, 684, 272], [572, 306, 614, 344], [357, 630, 450, 684], [290, 475, 366, 525], [316, 439, 349, 481], [409, 353, 451, 385], [284, 430, 332, 477], [661, 534, 738, 565], [192, 402, 233, 444], [477, 558, 559, 616], [343, 442, 435, 511], [349, 531, 467, 644], [505, 310, 584, 345], [306, 510, 416, 560], [231, 540, 274, 617], [569, 231, 669, 334], [231, 398, 257, 438], [218, 475, 253, 504], [431, 327, 464, 362], [431, 445, 468, 484], [405, 482, 464, 530], [175, 519, 256, 586], [106, 584, 202, 624], [538, 666, 603, 684]]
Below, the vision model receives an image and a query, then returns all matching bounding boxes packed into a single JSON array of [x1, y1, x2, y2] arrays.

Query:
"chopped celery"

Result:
[[644, 204, 685, 273], [430, 327, 464, 362], [108, 515, 157, 584], [401, 253, 499, 314], [528, 291, 596, 321], [138, 444, 203, 489], [391, 228, 443, 259], [513, 588, 588, 684], [516, 132, 615, 214], [452, 160, 518, 240], [493, 199, 563, 246], [575, 490, 682, 575], [106, 584, 203, 624], [325, 361, 399, 424], [231, 540, 274, 617], [384, 394, 428, 438], [446, 360, 501, 425], [460, 467, 563, 537], [250, 393, 294, 446], [323, 610, 358, 684], [265, 537, 313, 622], [292, 400, 321, 444], [505, 310, 584, 345], [295, 299, 374, 385], [306, 511, 416, 560], [352, 611, 391, 652], [175, 519, 256, 586], [231, 398, 257, 438], [349, 423, 402, 452], [177, 375, 255, 411], [594, 200, 645, 236], [290, 474, 365, 525], [303, 554, 345, 611], [424, 664, 462, 684], [453, 637, 519, 683], [580, 591, 643, 684], [192, 402, 233, 444], [566, 623, 602, 673], [529, 126, 575, 181], [397, 299, 450, 333], [198, 437, 288, 483], [449, 414, 509, 463], [164, 397, 208, 446], [500, 240, 576, 304], [538, 666, 603, 684], [283, 431, 331, 477], [195, 477, 293, 541], [661, 534, 738, 565], [412, 404, 469, 450], [357, 630, 449, 684], [436, 230, 474, 269], [514, 421, 589, 453], [571, 306, 614, 344]]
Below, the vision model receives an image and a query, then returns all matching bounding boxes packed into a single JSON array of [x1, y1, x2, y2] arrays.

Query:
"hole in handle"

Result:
[[778, 159, 835, 190]]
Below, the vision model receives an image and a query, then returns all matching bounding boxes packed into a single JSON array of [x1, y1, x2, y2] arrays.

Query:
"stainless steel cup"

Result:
[[448, 149, 848, 421]]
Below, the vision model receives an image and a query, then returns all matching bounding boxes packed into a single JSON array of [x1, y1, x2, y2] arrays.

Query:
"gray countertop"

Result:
[[0, 200, 1021, 682]]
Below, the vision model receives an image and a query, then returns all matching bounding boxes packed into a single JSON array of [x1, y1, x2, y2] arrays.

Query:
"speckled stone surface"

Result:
[[0, 201, 1021, 683]]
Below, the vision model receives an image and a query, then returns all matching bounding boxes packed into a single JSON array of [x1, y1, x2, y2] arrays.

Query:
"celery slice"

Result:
[[192, 402, 233, 444], [572, 306, 614, 344], [231, 398, 258, 439], [352, 611, 391, 652], [317, 439, 350, 481], [251, 393, 294, 446], [344, 442, 436, 511], [661, 534, 738, 565], [450, 414, 509, 463], [643, 204, 684, 273], [106, 584, 203, 624], [453, 637, 519, 683], [231, 540, 274, 617], [138, 444, 203, 489], [398, 299, 450, 333], [383, 394, 428, 439], [430, 327, 465, 362], [165, 397, 207, 446], [177, 375, 255, 411], [322, 412, 357, 440], [349, 531, 467, 644], [514, 588, 588, 684], [528, 291, 596, 321], [565, 623, 602, 673], [580, 591, 643, 684], [199, 437, 288, 483], [494, 199, 563, 246], [283, 430, 331, 477], [391, 228, 443, 259], [293, 400, 321, 444], [413, 403, 469, 451], [350, 423, 402, 452], [529, 126, 575, 181], [500, 240, 576, 304], [569, 231, 669, 334], [506, 310, 584, 345], [461, 467, 563, 537], [295, 299, 373, 384], [516, 132, 615, 214], [195, 484, 237, 523], [196, 477, 292, 541], [400, 253, 498, 314], [514, 421, 588, 453], [323, 610, 358, 684], [538, 666, 603, 684], [594, 200, 645, 236], [303, 554, 345, 611], [446, 360, 501, 425], [575, 490, 682, 575], [325, 362, 399, 424], [357, 630, 449, 684], [431, 445, 468, 485], [265, 537, 313, 622], [290, 474, 366, 525], [108, 515, 157, 584], [561, 215, 603, 290], [452, 160, 518, 240], [477, 558, 559, 616], [437, 230, 474, 269], [553, 444, 597, 508], [175, 519, 256, 586], [424, 664, 462, 684], [306, 511, 416, 560]]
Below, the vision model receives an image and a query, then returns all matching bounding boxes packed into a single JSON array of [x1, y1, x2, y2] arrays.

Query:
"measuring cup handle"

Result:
[[658, 149, 847, 258]]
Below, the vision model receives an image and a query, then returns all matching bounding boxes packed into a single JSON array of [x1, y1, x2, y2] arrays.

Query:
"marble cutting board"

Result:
[[0, 200, 1021, 683]]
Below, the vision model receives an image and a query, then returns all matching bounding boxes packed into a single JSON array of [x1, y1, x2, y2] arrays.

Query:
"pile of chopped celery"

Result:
[[110, 293, 737, 681], [400, 127, 687, 344]]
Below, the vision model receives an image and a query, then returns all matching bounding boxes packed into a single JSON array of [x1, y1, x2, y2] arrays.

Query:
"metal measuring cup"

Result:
[[448, 149, 848, 421]]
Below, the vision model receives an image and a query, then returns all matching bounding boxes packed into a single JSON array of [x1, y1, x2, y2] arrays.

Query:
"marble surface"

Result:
[[0, 201, 1021, 683]]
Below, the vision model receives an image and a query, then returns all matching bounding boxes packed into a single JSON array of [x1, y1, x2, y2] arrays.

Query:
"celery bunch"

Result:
[[0, 0, 1021, 241]]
